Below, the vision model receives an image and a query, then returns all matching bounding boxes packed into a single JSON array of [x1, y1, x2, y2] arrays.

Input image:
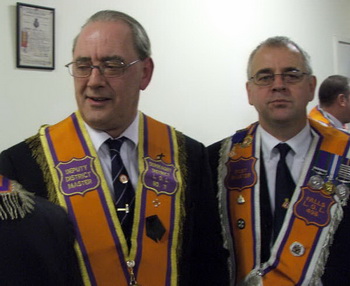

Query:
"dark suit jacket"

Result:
[[0, 135, 229, 286], [208, 140, 350, 286], [0, 196, 83, 286]]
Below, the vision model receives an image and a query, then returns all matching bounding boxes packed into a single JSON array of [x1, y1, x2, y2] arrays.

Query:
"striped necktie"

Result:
[[106, 137, 135, 243]]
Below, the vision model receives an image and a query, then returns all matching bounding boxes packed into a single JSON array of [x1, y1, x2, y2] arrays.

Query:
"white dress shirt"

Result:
[[260, 123, 312, 213], [84, 113, 139, 200]]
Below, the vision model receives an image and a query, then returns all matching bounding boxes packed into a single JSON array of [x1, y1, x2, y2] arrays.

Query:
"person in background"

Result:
[[0, 175, 82, 286], [208, 36, 350, 285], [0, 10, 228, 285], [309, 74, 350, 130]]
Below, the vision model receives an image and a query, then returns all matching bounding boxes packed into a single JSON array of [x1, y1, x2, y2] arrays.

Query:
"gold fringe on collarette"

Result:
[[0, 180, 35, 220], [174, 130, 187, 271], [26, 132, 58, 204]]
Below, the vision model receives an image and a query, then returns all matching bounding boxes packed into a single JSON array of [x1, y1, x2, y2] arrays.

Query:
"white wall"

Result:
[[1, 0, 350, 151]]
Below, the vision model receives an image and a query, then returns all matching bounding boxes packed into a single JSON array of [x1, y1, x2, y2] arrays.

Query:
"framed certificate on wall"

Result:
[[16, 2, 55, 70]]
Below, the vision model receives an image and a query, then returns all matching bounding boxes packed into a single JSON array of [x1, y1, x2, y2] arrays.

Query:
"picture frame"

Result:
[[333, 36, 350, 78], [16, 2, 55, 70]]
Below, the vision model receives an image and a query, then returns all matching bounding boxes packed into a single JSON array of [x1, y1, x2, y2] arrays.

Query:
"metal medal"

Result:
[[336, 183, 350, 201], [323, 181, 335, 195], [308, 175, 324, 190]]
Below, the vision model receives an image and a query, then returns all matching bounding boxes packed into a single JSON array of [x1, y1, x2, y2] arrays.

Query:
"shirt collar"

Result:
[[260, 122, 312, 159], [84, 112, 139, 152]]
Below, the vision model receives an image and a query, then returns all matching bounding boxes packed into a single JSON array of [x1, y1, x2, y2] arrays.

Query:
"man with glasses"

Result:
[[309, 75, 350, 131], [208, 36, 350, 285], [0, 10, 228, 285]]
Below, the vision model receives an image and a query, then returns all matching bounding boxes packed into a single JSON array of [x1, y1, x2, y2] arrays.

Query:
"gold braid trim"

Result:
[[25, 133, 58, 204], [174, 130, 187, 268], [0, 180, 35, 220]]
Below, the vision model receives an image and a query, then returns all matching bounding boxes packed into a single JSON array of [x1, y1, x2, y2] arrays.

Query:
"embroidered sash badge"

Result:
[[55, 156, 100, 196], [294, 187, 335, 227], [143, 157, 178, 195], [225, 157, 257, 191]]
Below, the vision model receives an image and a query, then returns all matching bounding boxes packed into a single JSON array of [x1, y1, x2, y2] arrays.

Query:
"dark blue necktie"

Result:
[[106, 137, 135, 244], [273, 143, 295, 242]]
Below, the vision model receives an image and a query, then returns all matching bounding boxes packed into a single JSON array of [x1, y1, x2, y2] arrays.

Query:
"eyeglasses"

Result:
[[65, 59, 141, 78], [249, 70, 310, 86]]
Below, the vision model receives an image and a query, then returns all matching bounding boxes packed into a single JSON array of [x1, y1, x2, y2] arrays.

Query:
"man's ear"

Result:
[[307, 75, 317, 102], [246, 81, 254, 106], [337, 93, 347, 107], [140, 57, 154, 91]]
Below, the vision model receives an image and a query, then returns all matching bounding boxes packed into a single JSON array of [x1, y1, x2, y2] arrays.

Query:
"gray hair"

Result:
[[247, 36, 312, 79], [72, 10, 151, 59]]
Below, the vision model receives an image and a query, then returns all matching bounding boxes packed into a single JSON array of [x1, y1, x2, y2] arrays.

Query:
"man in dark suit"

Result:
[[0, 175, 82, 286], [0, 10, 228, 285], [208, 36, 350, 285]]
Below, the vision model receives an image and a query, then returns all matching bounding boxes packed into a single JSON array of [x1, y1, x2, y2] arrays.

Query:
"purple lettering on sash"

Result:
[[294, 187, 335, 227], [56, 156, 100, 196], [225, 157, 257, 191], [143, 157, 178, 195]]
